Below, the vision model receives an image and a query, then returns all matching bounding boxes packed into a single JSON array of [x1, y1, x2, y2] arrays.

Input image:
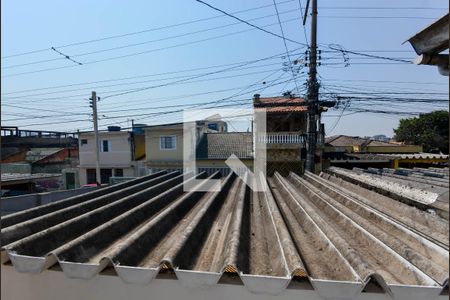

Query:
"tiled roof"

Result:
[[253, 97, 307, 113], [1, 170, 448, 299], [325, 135, 368, 147], [25, 148, 63, 162], [196, 133, 253, 159], [325, 135, 418, 148]]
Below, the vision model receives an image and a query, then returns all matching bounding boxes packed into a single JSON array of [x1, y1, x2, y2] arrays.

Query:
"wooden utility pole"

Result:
[[305, 0, 319, 172], [90, 91, 101, 185]]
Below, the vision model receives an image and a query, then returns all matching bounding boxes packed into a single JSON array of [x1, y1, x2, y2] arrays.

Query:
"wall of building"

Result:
[[1, 186, 96, 215], [78, 166, 135, 186], [1, 163, 31, 174], [145, 128, 184, 162], [267, 149, 301, 161], [79, 132, 132, 167], [366, 145, 423, 153], [134, 134, 146, 160]]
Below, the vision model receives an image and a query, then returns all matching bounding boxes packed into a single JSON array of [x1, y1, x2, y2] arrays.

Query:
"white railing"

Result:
[[256, 132, 306, 144]]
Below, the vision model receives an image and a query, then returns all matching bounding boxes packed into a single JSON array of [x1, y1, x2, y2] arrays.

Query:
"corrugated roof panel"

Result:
[[1, 169, 448, 300]]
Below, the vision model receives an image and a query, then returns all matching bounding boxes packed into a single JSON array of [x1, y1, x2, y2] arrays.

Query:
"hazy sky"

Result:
[[1, 0, 448, 137]]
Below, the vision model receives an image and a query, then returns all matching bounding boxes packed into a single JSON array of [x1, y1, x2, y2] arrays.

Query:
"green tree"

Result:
[[394, 110, 449, 154]]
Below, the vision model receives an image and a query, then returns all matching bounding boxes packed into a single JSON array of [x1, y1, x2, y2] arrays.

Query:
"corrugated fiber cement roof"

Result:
[[1, 170, 448, 300]]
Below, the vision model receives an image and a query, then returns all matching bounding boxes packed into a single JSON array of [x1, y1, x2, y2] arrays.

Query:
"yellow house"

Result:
[[144, 120, 231, 173]]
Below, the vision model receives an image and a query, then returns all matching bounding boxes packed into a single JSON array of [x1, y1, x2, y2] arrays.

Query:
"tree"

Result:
[[394, 110, 449, 154]]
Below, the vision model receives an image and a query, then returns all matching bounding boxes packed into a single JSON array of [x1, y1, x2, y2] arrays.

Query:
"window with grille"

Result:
[[160, 136, 176, 150]]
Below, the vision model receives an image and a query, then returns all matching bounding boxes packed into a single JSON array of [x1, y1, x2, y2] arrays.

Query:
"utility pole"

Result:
[[89, 91, 101, 186], [305, 0, 319, 172]]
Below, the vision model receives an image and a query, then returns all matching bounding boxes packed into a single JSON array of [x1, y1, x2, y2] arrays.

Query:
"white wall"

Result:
[[79, 131, 132, 167], [3, 266, 446, 300]]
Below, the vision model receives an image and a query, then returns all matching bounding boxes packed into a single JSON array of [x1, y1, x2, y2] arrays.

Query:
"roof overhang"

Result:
[[406, 13, 449, 76], [407, 13, 449, 55]]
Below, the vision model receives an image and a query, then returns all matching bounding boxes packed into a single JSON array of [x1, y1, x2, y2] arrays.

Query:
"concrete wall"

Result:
[[78, 167, 135, 186], [267, 149, 301, 161], [145, 128, 184, 162], [134, 134, 146, 160], [0, 187, 96, 215], [3, 265, 435, 300], [79, 131, 132, 167], [1, 163, 31, 173], [366, 145, 423, 153]]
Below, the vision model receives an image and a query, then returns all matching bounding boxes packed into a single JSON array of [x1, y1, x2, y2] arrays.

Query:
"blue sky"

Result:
[[1, 0, 448, 137]]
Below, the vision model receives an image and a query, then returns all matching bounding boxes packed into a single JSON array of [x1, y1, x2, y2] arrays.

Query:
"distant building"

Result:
[[324, 135, 422, 154], [78, 128, 139, 185], [366, 134, 391, 143], [323, 135, 448, 169], [1, 127, 79, 191], [253, 94, 311, 175], [144, 119, 228, 174]]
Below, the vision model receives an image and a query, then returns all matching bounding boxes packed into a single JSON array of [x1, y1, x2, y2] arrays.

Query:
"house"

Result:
[[324, 135, 423, 154], [323, 135, 448, 169], [253, 94, 310, 175], [1, 127, 80, 190], [78, 127, 138, 185], [144, 120, 227, 173], [144, 94, 316, 176]]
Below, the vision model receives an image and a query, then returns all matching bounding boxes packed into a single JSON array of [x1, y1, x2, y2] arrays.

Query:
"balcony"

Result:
[[256, 132, 306, 149]]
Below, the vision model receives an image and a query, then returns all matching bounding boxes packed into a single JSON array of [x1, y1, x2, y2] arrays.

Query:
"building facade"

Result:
[[78, 130, 137, 185]]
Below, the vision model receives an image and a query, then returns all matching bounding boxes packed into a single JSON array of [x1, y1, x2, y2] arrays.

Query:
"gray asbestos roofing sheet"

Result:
[[1, 169, 448, 300]]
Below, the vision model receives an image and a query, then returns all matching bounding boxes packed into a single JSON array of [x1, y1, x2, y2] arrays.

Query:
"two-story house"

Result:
[[78, 127, 137, 185], [253, 94, 308, 175], [144, 96, 311, 176], [144, 119, 228, 173]]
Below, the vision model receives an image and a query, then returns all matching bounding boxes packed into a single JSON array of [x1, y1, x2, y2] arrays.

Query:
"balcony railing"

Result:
[[256, 132, 306, 144]]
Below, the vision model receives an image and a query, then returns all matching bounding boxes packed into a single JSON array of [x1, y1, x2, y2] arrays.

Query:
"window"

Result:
[[208, 123, 218, 131], [115, 169, 123, 177], [81, 139, 88, 145], [101, 140, 111, 152], [160, 136, 176, 150]]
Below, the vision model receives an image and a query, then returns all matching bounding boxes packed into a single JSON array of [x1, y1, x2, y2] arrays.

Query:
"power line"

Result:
[[2, 17, 302, 78], [195, 0, 307, 46], [319, 16, 437, 20], [318, 6, 447, 10], [297, 0, 309, 46], [321, 77, 449, 86], [326, 45, 412, 63], [2, 9, 300, 70], [11, 77, 299, 129], [273, 0, 300, 94], [1, 0, 296, 59], [2, 50, 299, 95], [2, 64, 288, 99], [101, 48, 304, 99], [50, 47, 83, 65]]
